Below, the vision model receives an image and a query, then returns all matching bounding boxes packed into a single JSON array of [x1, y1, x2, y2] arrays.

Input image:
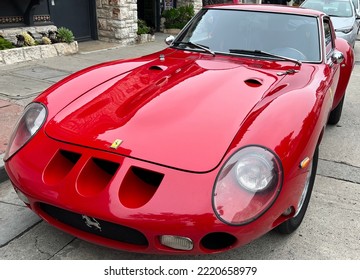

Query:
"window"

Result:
[[323, 18, 333, 56]]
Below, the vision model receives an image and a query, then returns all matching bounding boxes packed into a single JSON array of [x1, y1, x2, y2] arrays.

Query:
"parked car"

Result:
[[301, 0, 359, 47], [351, 0, 360, 16], [4, 4, 354, 254], [351, 0, 360, 26]]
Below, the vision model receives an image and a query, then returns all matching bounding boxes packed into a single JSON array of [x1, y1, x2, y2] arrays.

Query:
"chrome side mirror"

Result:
[[331, 50, 344, 64], [165, 35, 175, 45]]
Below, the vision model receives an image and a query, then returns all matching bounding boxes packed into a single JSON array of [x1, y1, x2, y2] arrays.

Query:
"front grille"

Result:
[[39, 203, 148, 246]]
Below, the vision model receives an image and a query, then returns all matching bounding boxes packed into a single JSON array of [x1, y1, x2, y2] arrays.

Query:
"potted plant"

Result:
[[162, 5, 195, 34], [136, 19, 155, 43]]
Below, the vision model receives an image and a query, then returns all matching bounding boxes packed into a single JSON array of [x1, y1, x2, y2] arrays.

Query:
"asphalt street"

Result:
[[0, 34, 359, 260]]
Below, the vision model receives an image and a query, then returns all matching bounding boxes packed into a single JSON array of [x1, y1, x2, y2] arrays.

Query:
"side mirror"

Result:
[[331, 50, 344, 64], [165, 35, 175, 46]]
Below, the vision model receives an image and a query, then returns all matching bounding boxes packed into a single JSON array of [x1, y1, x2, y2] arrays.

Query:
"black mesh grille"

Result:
[[39, 203, 148, 246]]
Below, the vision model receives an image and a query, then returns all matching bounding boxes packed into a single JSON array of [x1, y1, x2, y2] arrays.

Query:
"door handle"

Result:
[[51, 0, 55, 6]]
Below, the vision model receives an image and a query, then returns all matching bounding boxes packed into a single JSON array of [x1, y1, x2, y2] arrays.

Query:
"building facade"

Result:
[[0, 0, 230, 45]]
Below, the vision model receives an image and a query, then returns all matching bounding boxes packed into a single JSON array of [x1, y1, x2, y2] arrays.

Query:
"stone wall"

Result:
[[0, 41, 78, 65], [96, 0, 203, 45], [96, 0, 138, 45], [0, 25, 78, 65]]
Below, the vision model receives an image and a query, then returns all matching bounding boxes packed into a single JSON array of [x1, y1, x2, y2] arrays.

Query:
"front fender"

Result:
[[224, 82, 330, 215]]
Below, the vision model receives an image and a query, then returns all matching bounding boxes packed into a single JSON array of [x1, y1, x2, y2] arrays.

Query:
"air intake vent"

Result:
[[92, 158, 119, 175], [60, 150, 81, 163], [76, 158, 120, 196], [43, 150, 81, 185], [119, 166, 164, 208]]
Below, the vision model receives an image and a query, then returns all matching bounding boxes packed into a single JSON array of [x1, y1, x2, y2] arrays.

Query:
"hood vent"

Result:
[[244, 78, 263, 88], [149, 65, 167, 71]]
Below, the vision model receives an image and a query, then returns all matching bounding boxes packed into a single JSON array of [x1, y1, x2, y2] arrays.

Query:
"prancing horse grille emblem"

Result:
[[82, 215, 102, 231]]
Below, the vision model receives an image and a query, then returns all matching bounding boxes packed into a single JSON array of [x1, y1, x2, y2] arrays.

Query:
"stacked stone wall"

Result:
[[96, 0, 138, 45], [96, 0, 203, 44], [0, 25, 78, 65]]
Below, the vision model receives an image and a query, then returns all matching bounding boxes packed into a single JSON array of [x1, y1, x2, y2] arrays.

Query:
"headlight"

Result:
[[212, 146, 283, 225], [336, 27, 353, 34], [4, 102, 47, 160]]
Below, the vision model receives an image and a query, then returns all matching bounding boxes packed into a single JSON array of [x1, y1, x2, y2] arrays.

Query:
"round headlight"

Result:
[[235, 153, 278, 192], [4, 102, 47, 160], [212, 146, 283, 225]]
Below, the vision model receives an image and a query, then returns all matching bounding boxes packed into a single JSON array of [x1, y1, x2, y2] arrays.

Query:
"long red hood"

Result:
[[45, 52, 284, 172]]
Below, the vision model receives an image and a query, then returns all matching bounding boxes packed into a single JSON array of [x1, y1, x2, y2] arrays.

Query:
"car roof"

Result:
[[205, 4, 325, 17]]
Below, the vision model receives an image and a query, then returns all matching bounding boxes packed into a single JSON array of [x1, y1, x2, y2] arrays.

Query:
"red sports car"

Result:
[[4, 5, 354, 254]]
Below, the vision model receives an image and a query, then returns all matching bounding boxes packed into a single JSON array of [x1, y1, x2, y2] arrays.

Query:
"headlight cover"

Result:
[[212, 146, 283, 225], [4, 102, 47, 160]]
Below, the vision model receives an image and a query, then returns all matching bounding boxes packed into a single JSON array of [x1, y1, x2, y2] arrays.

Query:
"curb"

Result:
[[0, 153, 8, 183], [0, 42, 79, 65]]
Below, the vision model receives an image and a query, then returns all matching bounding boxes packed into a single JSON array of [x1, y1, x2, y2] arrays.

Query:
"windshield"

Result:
[[302, 0, 354, 17], [174, 9, 321, 62]]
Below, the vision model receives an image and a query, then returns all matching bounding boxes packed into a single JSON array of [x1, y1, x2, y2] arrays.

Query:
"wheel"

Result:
[[276, 147, 319, 234], [328, 95, 345, 125], [269, 47, 307, 61]]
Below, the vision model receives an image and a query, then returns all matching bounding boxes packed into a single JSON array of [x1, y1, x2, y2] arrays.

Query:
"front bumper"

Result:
[[5, 132, 288, 254]]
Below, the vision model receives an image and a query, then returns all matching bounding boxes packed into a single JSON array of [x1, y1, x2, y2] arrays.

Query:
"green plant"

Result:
[[0, 37, 14, 50], [162, 4, 195, 29], [137, 19, 151, 35], [57, 27, 75, 43]]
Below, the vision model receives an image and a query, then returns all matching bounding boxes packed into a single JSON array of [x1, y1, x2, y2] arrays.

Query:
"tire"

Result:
[[328, 95, 345, 125], [276, 147, 319, 234]]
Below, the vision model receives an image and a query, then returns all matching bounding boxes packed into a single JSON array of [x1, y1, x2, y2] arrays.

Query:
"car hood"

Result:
[[45, 52, 286, 172]]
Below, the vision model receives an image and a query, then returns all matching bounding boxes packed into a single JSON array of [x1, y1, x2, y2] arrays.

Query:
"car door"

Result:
[[323, 16, 341, 108]]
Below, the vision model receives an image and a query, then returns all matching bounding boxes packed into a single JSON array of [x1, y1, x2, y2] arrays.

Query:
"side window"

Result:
[[323, 19, 333, 56]]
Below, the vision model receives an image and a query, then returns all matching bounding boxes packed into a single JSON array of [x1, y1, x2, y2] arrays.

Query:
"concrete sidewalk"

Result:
[[0, 33, 169, 183]]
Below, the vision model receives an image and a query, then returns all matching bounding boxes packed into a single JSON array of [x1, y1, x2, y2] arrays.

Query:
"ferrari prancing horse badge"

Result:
[[110, 139, 123, 149]]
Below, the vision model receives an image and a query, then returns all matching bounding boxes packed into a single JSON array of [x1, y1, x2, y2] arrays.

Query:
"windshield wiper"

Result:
[[229, 49, 302, 66], [175, 41, 215, 56]]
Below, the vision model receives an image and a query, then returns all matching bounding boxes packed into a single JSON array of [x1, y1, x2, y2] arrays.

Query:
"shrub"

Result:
[[0, 37, 14, 50], [57, 27, 75, 43], [162, 5, 195, 29], [137, 19, 151, 35]]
